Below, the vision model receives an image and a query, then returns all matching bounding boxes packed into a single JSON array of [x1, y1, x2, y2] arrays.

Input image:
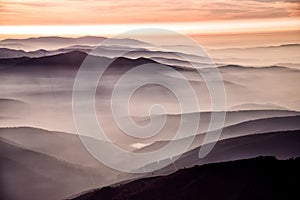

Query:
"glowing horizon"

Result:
[[1, 17, 300, 36]]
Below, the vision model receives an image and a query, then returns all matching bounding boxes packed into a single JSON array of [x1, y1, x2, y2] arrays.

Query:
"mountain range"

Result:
[[0, 36, 299, 200]]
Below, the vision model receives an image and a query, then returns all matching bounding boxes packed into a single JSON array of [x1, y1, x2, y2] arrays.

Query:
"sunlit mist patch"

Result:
[[131, 143, 150, 149]]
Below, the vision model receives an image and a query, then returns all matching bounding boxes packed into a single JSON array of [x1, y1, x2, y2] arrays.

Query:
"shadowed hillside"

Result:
[[71, 156, 299, 200]]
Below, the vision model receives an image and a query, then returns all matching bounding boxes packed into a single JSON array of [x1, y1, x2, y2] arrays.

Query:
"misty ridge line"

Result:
[[1, 119, 300, 175], [1, 35, 300, 70], [0, 49, 299, 72], [0, 35, 299, 57], [1, 110, 300, 151], [2, 108, 299, 130], [1, 35, 299, 49], [1, 35, 300, 73], [134, 114, 300, 153]]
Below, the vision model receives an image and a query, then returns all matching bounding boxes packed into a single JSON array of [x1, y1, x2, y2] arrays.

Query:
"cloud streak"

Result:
[[244, 0, 299, 2], [0, 0, 299, 26]]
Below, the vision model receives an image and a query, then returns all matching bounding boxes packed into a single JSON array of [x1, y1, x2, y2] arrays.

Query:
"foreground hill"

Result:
[[71, 156, 299, 200], [0, 139, 105, 200], [0, 127, 131, 200]]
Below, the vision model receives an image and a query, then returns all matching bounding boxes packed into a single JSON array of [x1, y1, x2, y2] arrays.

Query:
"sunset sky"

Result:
[[0, 0, 299, 47]]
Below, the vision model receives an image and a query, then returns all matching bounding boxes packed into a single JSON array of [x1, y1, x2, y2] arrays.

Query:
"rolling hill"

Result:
[[71, 156, 300, 200]]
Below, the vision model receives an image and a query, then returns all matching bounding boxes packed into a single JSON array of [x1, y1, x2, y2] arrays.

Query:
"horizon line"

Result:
[[1, 18, 300, 36]]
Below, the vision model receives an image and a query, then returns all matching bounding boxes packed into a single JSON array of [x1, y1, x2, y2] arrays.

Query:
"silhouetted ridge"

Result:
[[71, 156, 299, 200], [111, 57, 157, 66], [0, 56, 30, 66], [0, 51, 157, 67], [18, 51, 89, 66]]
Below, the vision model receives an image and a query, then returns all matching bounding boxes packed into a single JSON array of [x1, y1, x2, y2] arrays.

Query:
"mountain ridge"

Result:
[[70, 156, 300, 200]]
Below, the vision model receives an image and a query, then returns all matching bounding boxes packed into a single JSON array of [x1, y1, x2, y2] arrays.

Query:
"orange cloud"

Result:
[[0, 0, 299, 25]]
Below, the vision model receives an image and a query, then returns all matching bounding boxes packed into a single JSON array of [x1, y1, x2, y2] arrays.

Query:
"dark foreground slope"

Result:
[[72, 156, 299, 200]]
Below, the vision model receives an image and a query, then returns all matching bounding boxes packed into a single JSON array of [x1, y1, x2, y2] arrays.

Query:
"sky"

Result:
[[1, 0, 299, 25], [0, 0, 299, 47]]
